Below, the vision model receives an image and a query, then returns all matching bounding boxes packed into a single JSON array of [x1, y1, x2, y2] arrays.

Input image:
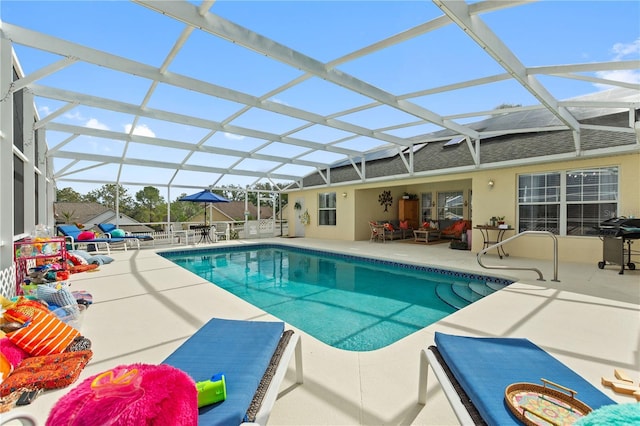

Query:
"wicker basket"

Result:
[[505, 379, 592, 426]]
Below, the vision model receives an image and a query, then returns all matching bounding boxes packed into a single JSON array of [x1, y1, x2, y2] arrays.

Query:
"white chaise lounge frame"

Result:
[[418, 347, 476, 425], [244, 332, 304, 425]]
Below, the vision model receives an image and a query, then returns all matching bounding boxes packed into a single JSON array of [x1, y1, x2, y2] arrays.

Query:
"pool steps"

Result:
[[436, 280, 509, 310]]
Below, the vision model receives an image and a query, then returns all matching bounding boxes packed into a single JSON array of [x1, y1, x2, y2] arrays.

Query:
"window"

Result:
[[420, 193, 433, 223], [318, 192, 336, 226], [518, 172, 560, 234], [518, 167, 618, 236], [437, 191, 463, 221], [14, 156, 24, 235], [566, 167, 618, 236]]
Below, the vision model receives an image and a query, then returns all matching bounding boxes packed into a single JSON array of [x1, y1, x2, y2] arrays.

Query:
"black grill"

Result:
[[597, 217, 640, 274]]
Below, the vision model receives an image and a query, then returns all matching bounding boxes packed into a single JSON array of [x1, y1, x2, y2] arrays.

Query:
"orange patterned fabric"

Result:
[[4, 298, 50, 324], [8, 311, 80, 356], [384, 222, 394, 231], [0, 350, 92, 396]]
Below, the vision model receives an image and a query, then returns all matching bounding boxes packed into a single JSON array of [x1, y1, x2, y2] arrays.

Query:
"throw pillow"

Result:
[[384, 223, 394, 231], [3, 298, 50, 324], [77, 231, 95, 241], [111, 229, 126, 237], [67, 252, 88, 266], [85, 254, 114, 265], [430, 221, 438, 230], [68, 250, 93, 262], [0, 337, 29, 368], [36, 283, 78, 309], [8, 310, 80, 356], [453, 220, 466, 232], [0, 350, 92, 397], [422, 222, 430, 229], [399, 220, 409, 230], [47, 363, 198, 426]]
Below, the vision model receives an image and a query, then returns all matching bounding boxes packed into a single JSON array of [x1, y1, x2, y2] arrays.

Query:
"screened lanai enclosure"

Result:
[[1, 1, 638, 268]]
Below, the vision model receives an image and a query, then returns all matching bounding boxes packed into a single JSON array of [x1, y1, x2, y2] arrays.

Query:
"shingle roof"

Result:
[[302, 109, 637, 187], [54, 202, 110, 225]]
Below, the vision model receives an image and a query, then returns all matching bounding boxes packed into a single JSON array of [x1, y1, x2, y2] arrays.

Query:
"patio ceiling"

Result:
[[1, 1, 639, 193]]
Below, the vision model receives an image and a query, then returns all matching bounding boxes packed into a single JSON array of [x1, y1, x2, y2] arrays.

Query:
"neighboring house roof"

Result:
[[54, 202, 110, 225], [53, 202, 155, 233], [213, 201, 273, 220], [189, 201, 273, 223]]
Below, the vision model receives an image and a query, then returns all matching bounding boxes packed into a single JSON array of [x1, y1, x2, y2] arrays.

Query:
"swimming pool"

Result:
[[161, 244, 512, 351]]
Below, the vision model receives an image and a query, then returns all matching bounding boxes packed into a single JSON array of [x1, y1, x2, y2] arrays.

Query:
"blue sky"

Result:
[[1, 1, 639, 196]]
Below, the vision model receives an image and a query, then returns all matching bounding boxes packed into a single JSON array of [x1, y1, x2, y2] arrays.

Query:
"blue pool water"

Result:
[[161, 244, 512, 351]]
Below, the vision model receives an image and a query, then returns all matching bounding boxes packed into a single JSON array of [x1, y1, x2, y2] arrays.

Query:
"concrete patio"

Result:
[[11, 237, 639, 425]]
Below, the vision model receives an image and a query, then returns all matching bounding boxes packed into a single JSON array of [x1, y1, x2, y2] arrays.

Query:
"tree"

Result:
[[247, 182, 279, 207], [86, 184, 135, 213], [493, 103, 522, 116], [56, 187, 83, 202], [169, 193, 202, 222], [135, 186, 165, 222]]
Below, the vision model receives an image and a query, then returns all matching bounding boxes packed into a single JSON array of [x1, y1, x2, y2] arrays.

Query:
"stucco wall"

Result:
[[288, 152, 639, 264]]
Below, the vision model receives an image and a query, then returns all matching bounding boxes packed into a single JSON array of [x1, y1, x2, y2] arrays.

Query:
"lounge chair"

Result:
[[418, 332, 615, 425], [163, 317, 303, 426], [97, 223, 154, 249], [57, 224, 126, 255]]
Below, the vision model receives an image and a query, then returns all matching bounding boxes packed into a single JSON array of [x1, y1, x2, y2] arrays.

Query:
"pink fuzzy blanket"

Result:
[[46, 363, 197, 426]]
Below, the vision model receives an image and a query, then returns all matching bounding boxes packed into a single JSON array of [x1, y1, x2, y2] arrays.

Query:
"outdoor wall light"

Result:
[[488, 179, 495, 188], [341, 192, 348, 198]]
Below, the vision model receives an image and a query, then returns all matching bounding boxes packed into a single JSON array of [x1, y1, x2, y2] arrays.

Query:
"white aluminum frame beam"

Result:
[[434, 0, 581, 133]]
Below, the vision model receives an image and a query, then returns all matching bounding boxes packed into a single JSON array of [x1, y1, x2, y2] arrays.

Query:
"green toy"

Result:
[[196, 373, 226, 408]]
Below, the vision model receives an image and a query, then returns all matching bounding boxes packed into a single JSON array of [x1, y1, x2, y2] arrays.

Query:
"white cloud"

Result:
[[38, 105, 51, 116], [612, 38, 640, 61], [64, 111, 84, 121], [224, 132, 245, 140], [125, 123, 156, 137], [595, 69, 640, 86], [593, 38, 640, 89], [86, 118, 109, 130]]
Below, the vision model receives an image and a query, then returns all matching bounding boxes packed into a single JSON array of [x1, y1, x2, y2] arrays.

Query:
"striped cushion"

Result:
[[8, 311, 80, 356]]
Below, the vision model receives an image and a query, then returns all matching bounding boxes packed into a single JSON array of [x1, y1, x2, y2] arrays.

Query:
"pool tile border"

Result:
[[159, 243, 514, 286]]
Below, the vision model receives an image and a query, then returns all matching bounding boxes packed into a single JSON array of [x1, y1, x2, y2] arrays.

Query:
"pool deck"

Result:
[[12, 237, 640, 425]]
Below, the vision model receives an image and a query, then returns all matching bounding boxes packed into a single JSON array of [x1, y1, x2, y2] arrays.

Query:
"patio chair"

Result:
[[163, 317, 303, 426], [418, 332, 615, 425], [97, 223, 154, 249], [57, 224, 126, 255], [369, 221, 384, 242]]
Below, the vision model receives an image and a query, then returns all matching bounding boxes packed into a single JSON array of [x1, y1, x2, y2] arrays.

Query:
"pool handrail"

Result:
[[477, 230, 559, 282]]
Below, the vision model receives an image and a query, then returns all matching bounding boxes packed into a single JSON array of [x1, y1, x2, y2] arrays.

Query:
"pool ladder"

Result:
[[477, 230, 559, 282]]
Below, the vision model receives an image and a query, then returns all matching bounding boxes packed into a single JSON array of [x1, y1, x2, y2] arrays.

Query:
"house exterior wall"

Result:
[[290, 152, 639, 264]]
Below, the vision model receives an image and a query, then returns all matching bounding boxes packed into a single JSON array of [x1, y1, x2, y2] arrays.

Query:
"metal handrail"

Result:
[[477, 230, 559, 282]]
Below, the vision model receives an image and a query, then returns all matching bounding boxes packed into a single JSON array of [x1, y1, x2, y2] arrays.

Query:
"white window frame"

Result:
[[318, 192, 337, 226], [517, 167, 619, 236]]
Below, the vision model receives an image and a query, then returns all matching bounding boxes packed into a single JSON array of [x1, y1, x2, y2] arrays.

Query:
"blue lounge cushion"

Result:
[[163, 318, 284, 426], [98, 223, 117, 233], [434, 332, 616, 425], [99, 223, 153, 240]]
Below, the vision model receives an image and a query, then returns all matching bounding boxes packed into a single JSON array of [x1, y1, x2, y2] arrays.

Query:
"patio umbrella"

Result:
[[179, 190, 230, 224]]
